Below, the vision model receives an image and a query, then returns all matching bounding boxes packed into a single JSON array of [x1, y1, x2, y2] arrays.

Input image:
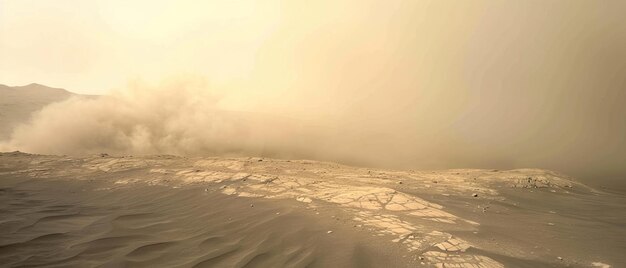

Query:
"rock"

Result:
[[296, 196, 313, 203], [327, 230, 333, 234], [250, 204, 254, 207], [557, 256, 563, 261], [472, 193, 478, 197], [398, 181, 403, 184]]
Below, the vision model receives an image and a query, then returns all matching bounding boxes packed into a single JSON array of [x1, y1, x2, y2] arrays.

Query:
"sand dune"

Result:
[[1, 152, 623, 267]]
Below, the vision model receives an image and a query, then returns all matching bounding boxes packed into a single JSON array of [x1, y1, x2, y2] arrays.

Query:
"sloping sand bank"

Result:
[[1, 152, 624, 267]]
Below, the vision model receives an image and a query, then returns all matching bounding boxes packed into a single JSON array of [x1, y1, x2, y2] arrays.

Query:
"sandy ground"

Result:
[[1, 152, 624, 267]]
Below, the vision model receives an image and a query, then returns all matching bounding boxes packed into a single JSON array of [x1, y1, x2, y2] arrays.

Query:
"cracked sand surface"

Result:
[[148, 159, 503, 267], [0, 153, 608, 267]]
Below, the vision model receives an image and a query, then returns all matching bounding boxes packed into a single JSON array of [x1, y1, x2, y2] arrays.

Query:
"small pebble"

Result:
[[327, 231, 333, 234]]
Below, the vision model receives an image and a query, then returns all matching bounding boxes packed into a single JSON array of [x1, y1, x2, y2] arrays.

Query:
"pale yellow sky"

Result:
[[1, 0, 625, 180], [0, 0, 281, 94], [2, 0, 621, 97]]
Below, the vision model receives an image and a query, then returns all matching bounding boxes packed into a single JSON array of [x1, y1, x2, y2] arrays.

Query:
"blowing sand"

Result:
[[1, 152, 624, 267]]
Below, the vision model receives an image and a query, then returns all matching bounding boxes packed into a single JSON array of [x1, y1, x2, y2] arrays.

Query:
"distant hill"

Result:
[[0, 83, 82, 140]]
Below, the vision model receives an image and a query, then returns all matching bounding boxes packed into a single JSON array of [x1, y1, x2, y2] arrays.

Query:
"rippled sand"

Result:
[[1, 152, 624, 267]]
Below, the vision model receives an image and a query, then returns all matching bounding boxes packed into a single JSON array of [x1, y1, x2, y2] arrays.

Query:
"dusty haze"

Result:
[[1, 0, 625, 186]]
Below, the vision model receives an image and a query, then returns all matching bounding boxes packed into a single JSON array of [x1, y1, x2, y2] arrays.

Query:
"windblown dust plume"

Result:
[[2, 73, 626, 188], [0, 79, 321, 159]]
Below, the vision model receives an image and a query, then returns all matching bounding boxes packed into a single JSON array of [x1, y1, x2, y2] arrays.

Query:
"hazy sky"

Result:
[[0, 0, 283, 94], [1, 0, 625, 182]]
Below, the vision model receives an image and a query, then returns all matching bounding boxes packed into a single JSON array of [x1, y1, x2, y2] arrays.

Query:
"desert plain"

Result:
[[1, 152, 623, 267]]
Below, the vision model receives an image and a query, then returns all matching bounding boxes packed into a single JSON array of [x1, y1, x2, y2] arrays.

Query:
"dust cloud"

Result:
[[1, 73, 625, 188], [0, 78, 314, 159]]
